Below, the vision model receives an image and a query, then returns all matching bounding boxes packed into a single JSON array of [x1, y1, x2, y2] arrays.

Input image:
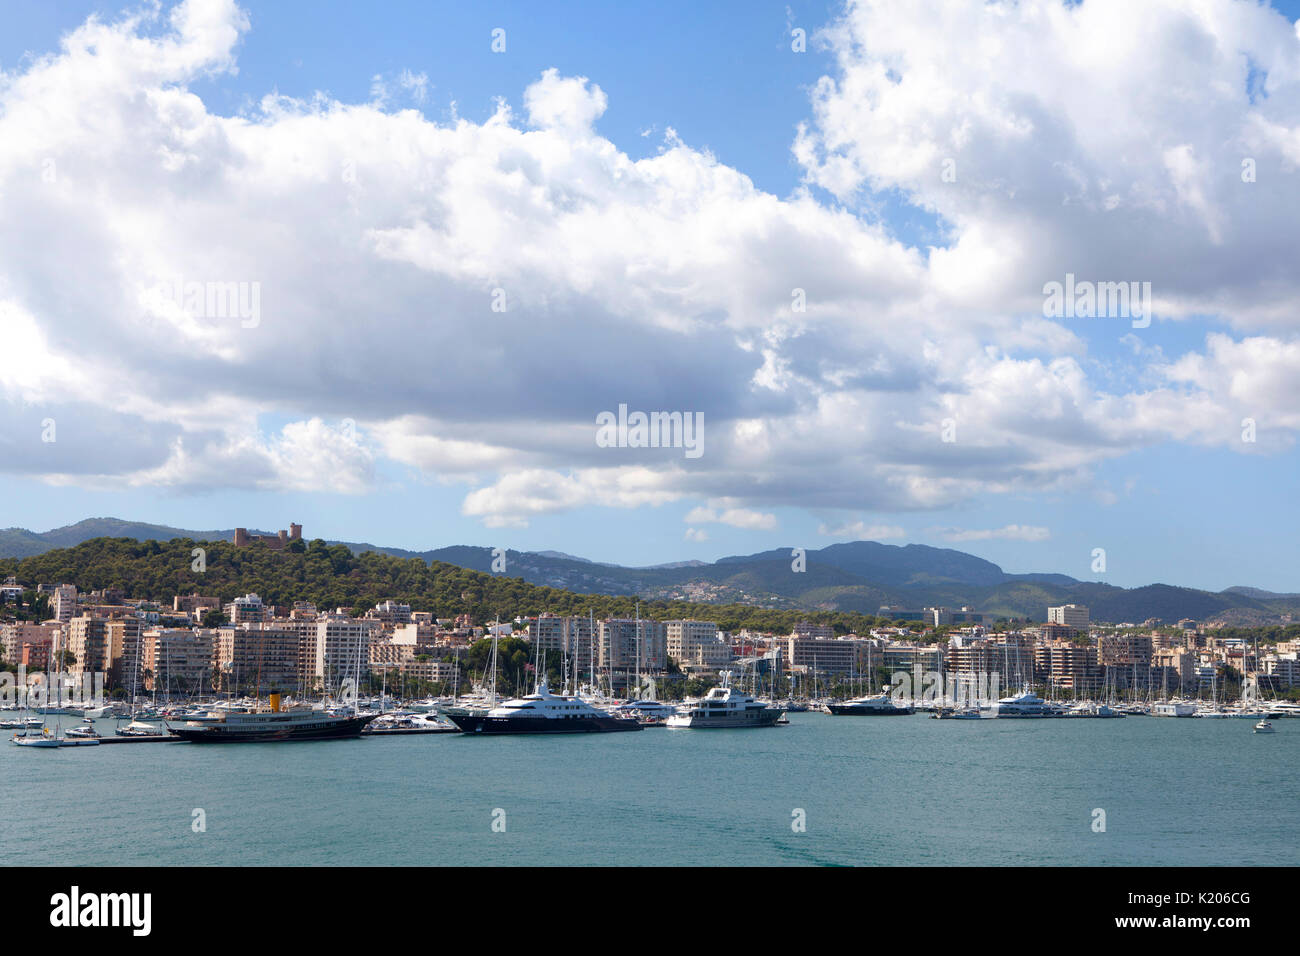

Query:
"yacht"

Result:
[[981, 688, 1064, 719], [0, 716, 43, 730], [609, 699, 679, 719], [362, 712, 459, 735], [12, 725, 100, 747], [12, 729, 63, 748], [115, 719, 168, 737], [1254, 720, 1275, 734], [1152, 700, 1198, 718], [933, 705, 985, 719], [169, 695, 376, 743], [827, 693, 915, 716], [665, 678, 784, 729], [1065, 701, 1126, 719], [444, 682, 643, 734]]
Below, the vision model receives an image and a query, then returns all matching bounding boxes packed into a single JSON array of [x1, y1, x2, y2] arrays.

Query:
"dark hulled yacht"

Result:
[[169, 695, 376, 742], [444, 682, 643, 734]]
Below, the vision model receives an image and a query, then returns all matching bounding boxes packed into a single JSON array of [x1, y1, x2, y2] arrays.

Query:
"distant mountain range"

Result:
[[1, 517, 1296, 624]]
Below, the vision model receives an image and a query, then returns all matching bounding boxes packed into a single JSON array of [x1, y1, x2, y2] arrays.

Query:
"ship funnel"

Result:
[[269, 693, 281, 713]]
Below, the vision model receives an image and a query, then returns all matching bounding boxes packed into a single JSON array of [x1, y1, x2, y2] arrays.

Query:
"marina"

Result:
[[3, 708, 1295, 867]]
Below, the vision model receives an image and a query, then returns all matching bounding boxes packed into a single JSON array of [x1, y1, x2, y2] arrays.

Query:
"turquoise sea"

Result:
[[4, 713, 1297, 866]]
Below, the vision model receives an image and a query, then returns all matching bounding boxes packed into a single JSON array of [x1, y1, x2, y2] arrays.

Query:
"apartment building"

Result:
[[0, 621, 61, 670], [314, 615, 375, 688], [224, 593, 267, 625], [141, 628, 215, 694], [52, 584, 78, 623], [665, 620, 730, 667], [215, 624, 301, 693], [1099, 632, 1154, 668], [66, 614, 112, 677], [784, 635, 869, 674], [369, 600, 412, 626], [1034, 640, 1101, 694], [1047, 604, 1089, 631], [944, 636, 1036, 686], [599, 618, 667, 671]]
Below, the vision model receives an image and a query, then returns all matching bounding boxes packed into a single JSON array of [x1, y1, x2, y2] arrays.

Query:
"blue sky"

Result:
[[3, 0, 1300, 593]]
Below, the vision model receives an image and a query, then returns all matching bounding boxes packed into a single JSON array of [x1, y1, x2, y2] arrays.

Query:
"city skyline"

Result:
[[4, 0, 1300, 592]]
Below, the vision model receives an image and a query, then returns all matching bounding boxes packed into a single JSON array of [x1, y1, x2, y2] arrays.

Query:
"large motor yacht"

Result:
[[444, 682, 643, 734], [981, 687, 1065, 719], [169, 694, 376, 742], [827, 692, 915, 716], [665, 677, 784, 729]]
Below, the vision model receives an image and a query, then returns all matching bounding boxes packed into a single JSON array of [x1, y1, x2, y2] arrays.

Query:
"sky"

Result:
[[2, 0, 1300, 591]]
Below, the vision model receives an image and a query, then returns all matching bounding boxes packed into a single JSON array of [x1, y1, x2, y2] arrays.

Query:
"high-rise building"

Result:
[[599, 619, 667, 671], [142, 628, 215, 694], [528, 615, 595, 665], [1047, 604, 1089, 630], [53, 584, 78, 623], [665, 620, 729, 667], [314, 615, 375, 689], [785, 635, 869, 674], [66, 615, 111, 677], [1034, 641, 1101, 694], [215, 624, 300, 693], [225, 593, 266, 624]]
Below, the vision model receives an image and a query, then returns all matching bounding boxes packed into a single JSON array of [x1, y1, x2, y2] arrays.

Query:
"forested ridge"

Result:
[[0, 537, 891, 633]]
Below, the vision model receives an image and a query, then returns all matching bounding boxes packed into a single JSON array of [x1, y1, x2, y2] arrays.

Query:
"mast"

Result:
[[489, 621, 499, 705]]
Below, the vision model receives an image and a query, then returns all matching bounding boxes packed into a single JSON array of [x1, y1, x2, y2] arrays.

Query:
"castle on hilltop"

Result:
[[233, 523, 302, 550]]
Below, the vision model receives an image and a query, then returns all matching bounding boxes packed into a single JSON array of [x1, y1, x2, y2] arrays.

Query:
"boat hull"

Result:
[[169, 714, 376, 743], [665, 710, 784, 729], [826, 704, 914, 715], [445, 713, 643, 734]]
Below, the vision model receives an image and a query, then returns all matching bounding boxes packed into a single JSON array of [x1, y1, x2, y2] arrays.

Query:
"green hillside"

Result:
[[0, 537, 893, 635]]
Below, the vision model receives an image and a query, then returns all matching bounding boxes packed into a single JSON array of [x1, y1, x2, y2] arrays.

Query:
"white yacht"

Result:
[[981, 687, 1064, 719], [665, 678, 784, 729], [827, 693, 915, 716], [1254, 720, 1275, 734], [1152, 700, 1198, 718], [609, 699, 680, 719]]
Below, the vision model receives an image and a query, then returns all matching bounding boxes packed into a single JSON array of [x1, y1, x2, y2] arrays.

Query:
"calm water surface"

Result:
[[3, 713, 1297, 866]]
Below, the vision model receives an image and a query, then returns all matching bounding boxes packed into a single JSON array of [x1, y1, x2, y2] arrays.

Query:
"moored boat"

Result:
[[445, 682, 643, 735], [827, 693, 915, 716], [169, 694, 376, 743], [665, 676, 784, 729]]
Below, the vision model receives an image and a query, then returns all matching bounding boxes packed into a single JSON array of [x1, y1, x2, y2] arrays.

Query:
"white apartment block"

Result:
[[1047, 604, 1089, 630], [665, 620, 730, 667], [225, 593, 267, 624], [53, 584, 78, 623], [314, 615, 375, 688]]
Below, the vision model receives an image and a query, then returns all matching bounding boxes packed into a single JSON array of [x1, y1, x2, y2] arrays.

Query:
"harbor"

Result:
[[3, 706, 1296, 867]]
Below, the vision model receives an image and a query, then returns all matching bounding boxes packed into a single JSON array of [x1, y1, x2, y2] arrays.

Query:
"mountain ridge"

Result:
[[0, 517, 1292, 623]]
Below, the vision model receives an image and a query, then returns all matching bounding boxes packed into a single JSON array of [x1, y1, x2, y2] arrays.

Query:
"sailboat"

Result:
[[13, 632, 100, 747]]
